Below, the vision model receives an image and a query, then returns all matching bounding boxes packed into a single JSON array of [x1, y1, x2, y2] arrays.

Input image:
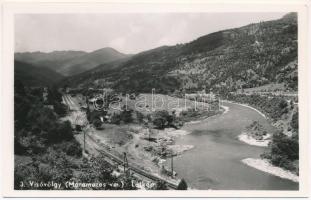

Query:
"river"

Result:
[[173, 102, 299, 190]]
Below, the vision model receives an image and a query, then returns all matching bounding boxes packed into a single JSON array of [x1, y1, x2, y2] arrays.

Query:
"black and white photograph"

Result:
[[1, 0, 310, 197]]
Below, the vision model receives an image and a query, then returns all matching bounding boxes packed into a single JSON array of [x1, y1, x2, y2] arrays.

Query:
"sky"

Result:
[[15, 12, 286, 54]]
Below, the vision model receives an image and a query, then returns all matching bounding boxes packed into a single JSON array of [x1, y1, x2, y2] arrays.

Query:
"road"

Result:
[[63, 94, 179, 189]]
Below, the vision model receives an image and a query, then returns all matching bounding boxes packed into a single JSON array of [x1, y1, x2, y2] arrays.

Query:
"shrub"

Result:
[[136, 111, 144, 123], [54, 102, 68, 117], [14, 136, 28, 155], [177, 178, 188, 190], [120, 109, 133, 123], [93, 118, 103, 130], [111, 113, 121, 125], [152, 110, 170, 129], [291, 111, 299, 132], [59, 140, 82, 158], [152, 180, 168, 190], [264, 131, 299, 171], [153, 117, 167, 129], [54, 120, 74, 142]]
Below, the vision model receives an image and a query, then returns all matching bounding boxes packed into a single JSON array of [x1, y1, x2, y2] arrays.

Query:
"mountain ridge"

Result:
[[15, 47, 130, 76], [62, 13, 298, 93]]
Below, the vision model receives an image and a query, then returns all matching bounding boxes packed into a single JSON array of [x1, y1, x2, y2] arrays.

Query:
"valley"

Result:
[[61, 92, 222, 189], [13, 12, 299, 190]]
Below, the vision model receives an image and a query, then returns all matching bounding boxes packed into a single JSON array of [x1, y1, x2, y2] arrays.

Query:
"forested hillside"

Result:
[[14, 81, 140, 190], [63, 13, 297, 93], [15, 61, 64, 86], [15, 51, 86, 74], [15, 47, 130, 76]]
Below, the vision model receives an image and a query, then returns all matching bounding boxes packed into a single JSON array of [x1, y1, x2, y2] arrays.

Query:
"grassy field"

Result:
[[109, 93, 211, 116]]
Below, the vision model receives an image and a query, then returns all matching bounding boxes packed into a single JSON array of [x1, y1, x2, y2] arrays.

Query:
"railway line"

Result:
[[63, 94, 179, 190], [86, 135, 179, 189]]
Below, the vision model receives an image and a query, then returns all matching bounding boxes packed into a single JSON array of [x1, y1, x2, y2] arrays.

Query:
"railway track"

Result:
[[63, 94, 179, 190], [86, 135, 178, 190]]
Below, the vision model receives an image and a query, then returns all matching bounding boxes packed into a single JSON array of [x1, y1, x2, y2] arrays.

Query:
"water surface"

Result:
[[173, 102, 299, 190]]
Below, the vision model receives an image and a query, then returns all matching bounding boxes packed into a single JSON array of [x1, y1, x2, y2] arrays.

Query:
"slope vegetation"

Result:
[[15, 47, 130, 76], [15, 61, 64, 86], [64, 13, 298, 94]]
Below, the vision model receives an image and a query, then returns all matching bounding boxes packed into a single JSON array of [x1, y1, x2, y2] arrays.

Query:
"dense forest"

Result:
[[15, 61, 64, 87], [14, 81, 141, 190]]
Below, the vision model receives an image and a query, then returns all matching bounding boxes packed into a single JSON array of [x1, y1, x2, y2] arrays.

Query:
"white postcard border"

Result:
[[1, 0, 310, 197]]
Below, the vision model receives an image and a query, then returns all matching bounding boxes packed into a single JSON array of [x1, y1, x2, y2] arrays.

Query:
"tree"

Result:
[[271, 131, 298, 160], [93, 118, 103, 130], [291, 111, 299, 132], [122, 173, 137, 190], [54, 102, 68, 117], [152, 110, 171, 129], [121, 109, 133, 123], [14, 135, 27, 155], [152, 180, 168, 190], [55, 120, 74, 142], [136, 111, 144, 123], [153, 117, 166, 129], [15, 79, 26, 96], [47, 87, 62, 105], [177, 178, 188, 190], [278, 99, 288, 110], [265, 131, 299, 171], [60, 140, 82, 158], [111, 113, 121, 125]]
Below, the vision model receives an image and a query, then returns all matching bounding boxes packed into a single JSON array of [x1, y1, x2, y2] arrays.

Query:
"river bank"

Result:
[[223, 100, 299, 181], [222, 100, 267, 119], [238, 132, 271, 147], [242, 158, 299, 183], [185, 105, 228, 125], [237, 120, 272, 147], [172, 101, 298, 190], [157, 128, 194, 156], [67, 93, 225, 187]]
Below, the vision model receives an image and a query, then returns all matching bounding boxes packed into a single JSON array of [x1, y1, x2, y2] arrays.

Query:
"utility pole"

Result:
[[123, 152, 128, 174], [143, 119, 151, 143], [170, 151, 176, 177], [148, 126, 151, 142], [81, 120, 89, 155], [171, 154, 174, 177], [151, 88, 155, 111], [83, 129, 86, 153], [82, 123, 88, 154], [218, 97, 222, 111]]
